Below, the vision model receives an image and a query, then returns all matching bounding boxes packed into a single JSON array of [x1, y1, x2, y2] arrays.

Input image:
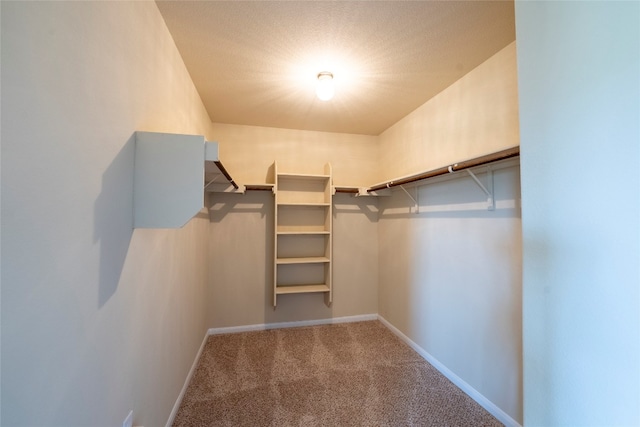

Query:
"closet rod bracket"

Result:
[[204, 174, 223, 191], [399, 185, 419, 214], [466, 167, 494, 211]]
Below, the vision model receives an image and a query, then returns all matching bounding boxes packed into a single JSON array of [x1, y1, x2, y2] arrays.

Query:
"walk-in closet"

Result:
[[2, 1, 638, 427]]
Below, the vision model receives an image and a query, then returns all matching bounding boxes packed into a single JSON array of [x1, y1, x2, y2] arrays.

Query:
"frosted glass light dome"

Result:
[[316, 72, 334, 101]]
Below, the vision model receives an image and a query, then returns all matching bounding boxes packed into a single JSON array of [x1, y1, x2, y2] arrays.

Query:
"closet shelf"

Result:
[[368, 146, 519, 193], [276, 227, 329, 233], [277, 202, 331, 207], [275, 284, 331, 295], [276, 257, 330, 265], [277, 231, 330, 235], [274, 162, 333, 307], [278, 173, 330, 181]]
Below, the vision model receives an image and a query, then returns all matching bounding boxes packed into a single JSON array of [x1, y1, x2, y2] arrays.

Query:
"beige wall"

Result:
[[378, 166, 522, 423], [207, 191, 379, 327], [376, 41, 522, 423], [211, 123, 379, 187], [205, 124, 380, 327], [1, 2, 211, 426], [378, 42, 519, 183]]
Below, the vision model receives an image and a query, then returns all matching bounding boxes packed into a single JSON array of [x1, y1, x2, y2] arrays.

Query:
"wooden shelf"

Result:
[[276, 226, 329, 233], [368, 146, 520, 192], [277, 231, 330, 235], [276, 257, 330, 265], [273, 162, 332, 307], [277, 202, 330, 207], [275, 284, 331, 295], [278, 173, 330, 181]]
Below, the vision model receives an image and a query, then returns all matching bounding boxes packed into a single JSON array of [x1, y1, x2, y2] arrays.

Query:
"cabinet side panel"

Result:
[[134, 132, 204, 228]]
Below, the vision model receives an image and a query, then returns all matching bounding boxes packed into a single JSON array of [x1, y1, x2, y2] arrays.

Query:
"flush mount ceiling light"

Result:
[[316, 71, 334, 101]]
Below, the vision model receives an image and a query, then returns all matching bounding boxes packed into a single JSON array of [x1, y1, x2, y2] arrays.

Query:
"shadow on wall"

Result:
[[333, 195, 379, 223], [93, 134, 135, 308], [208, 193, 271, 221], [208, 191, 346, 325], [208, 190, 273, 308]]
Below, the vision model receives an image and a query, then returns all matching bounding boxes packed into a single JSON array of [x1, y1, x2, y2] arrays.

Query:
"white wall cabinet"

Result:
[[134, 131, 233, 228], [273, 162, 333, 307]]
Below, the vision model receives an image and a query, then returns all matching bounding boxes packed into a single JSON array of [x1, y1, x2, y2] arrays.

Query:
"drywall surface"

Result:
[[516, 2, 640, 425], [1, 2, 211, 426], [378, 164, 523, 423], [206, 122, 380, 325], [207, 191, 378, 327], [210, 123, 379, 188], [378, 42, 519, 183], [375, 39, 523, 422]]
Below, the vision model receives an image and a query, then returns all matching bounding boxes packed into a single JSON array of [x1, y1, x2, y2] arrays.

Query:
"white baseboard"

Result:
[[165, 330, 209, 427], [377, 315, 522, 427], [207, 313, 378, 336], [168, 314, 520, 427]]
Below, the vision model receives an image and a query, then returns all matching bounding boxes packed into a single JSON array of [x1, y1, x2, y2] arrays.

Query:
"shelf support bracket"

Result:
[[398, 185, 419, 213], [466, 167, 494, 211], [204, 174, 223, 191]]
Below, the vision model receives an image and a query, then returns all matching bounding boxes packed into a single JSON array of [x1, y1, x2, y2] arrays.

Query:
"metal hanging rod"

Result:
[[213, 160, 239, 190], [244, 184, 275, 192], [367, 146, 519, 193], [334, 187, 360, 194]]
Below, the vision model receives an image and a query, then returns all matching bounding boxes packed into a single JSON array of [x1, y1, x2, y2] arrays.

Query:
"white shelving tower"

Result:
[[273, 162, 333, 307]]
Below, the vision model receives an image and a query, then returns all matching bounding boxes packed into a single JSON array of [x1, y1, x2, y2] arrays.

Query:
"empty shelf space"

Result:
[[275, 284, 331, 294], [276, 257, 330, 265]]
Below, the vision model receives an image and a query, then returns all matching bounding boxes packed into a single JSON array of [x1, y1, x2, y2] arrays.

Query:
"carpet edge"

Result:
[[376, 314, 522, 427]]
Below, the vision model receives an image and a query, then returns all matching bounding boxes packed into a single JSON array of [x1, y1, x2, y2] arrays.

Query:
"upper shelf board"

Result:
[[277, 173, 330, 181]]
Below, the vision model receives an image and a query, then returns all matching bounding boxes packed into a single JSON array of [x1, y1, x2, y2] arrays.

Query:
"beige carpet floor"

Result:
[[172, 320, 502, 426]]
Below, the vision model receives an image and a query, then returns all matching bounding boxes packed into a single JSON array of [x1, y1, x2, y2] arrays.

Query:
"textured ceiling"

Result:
[[156, 1, 515, 136]]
